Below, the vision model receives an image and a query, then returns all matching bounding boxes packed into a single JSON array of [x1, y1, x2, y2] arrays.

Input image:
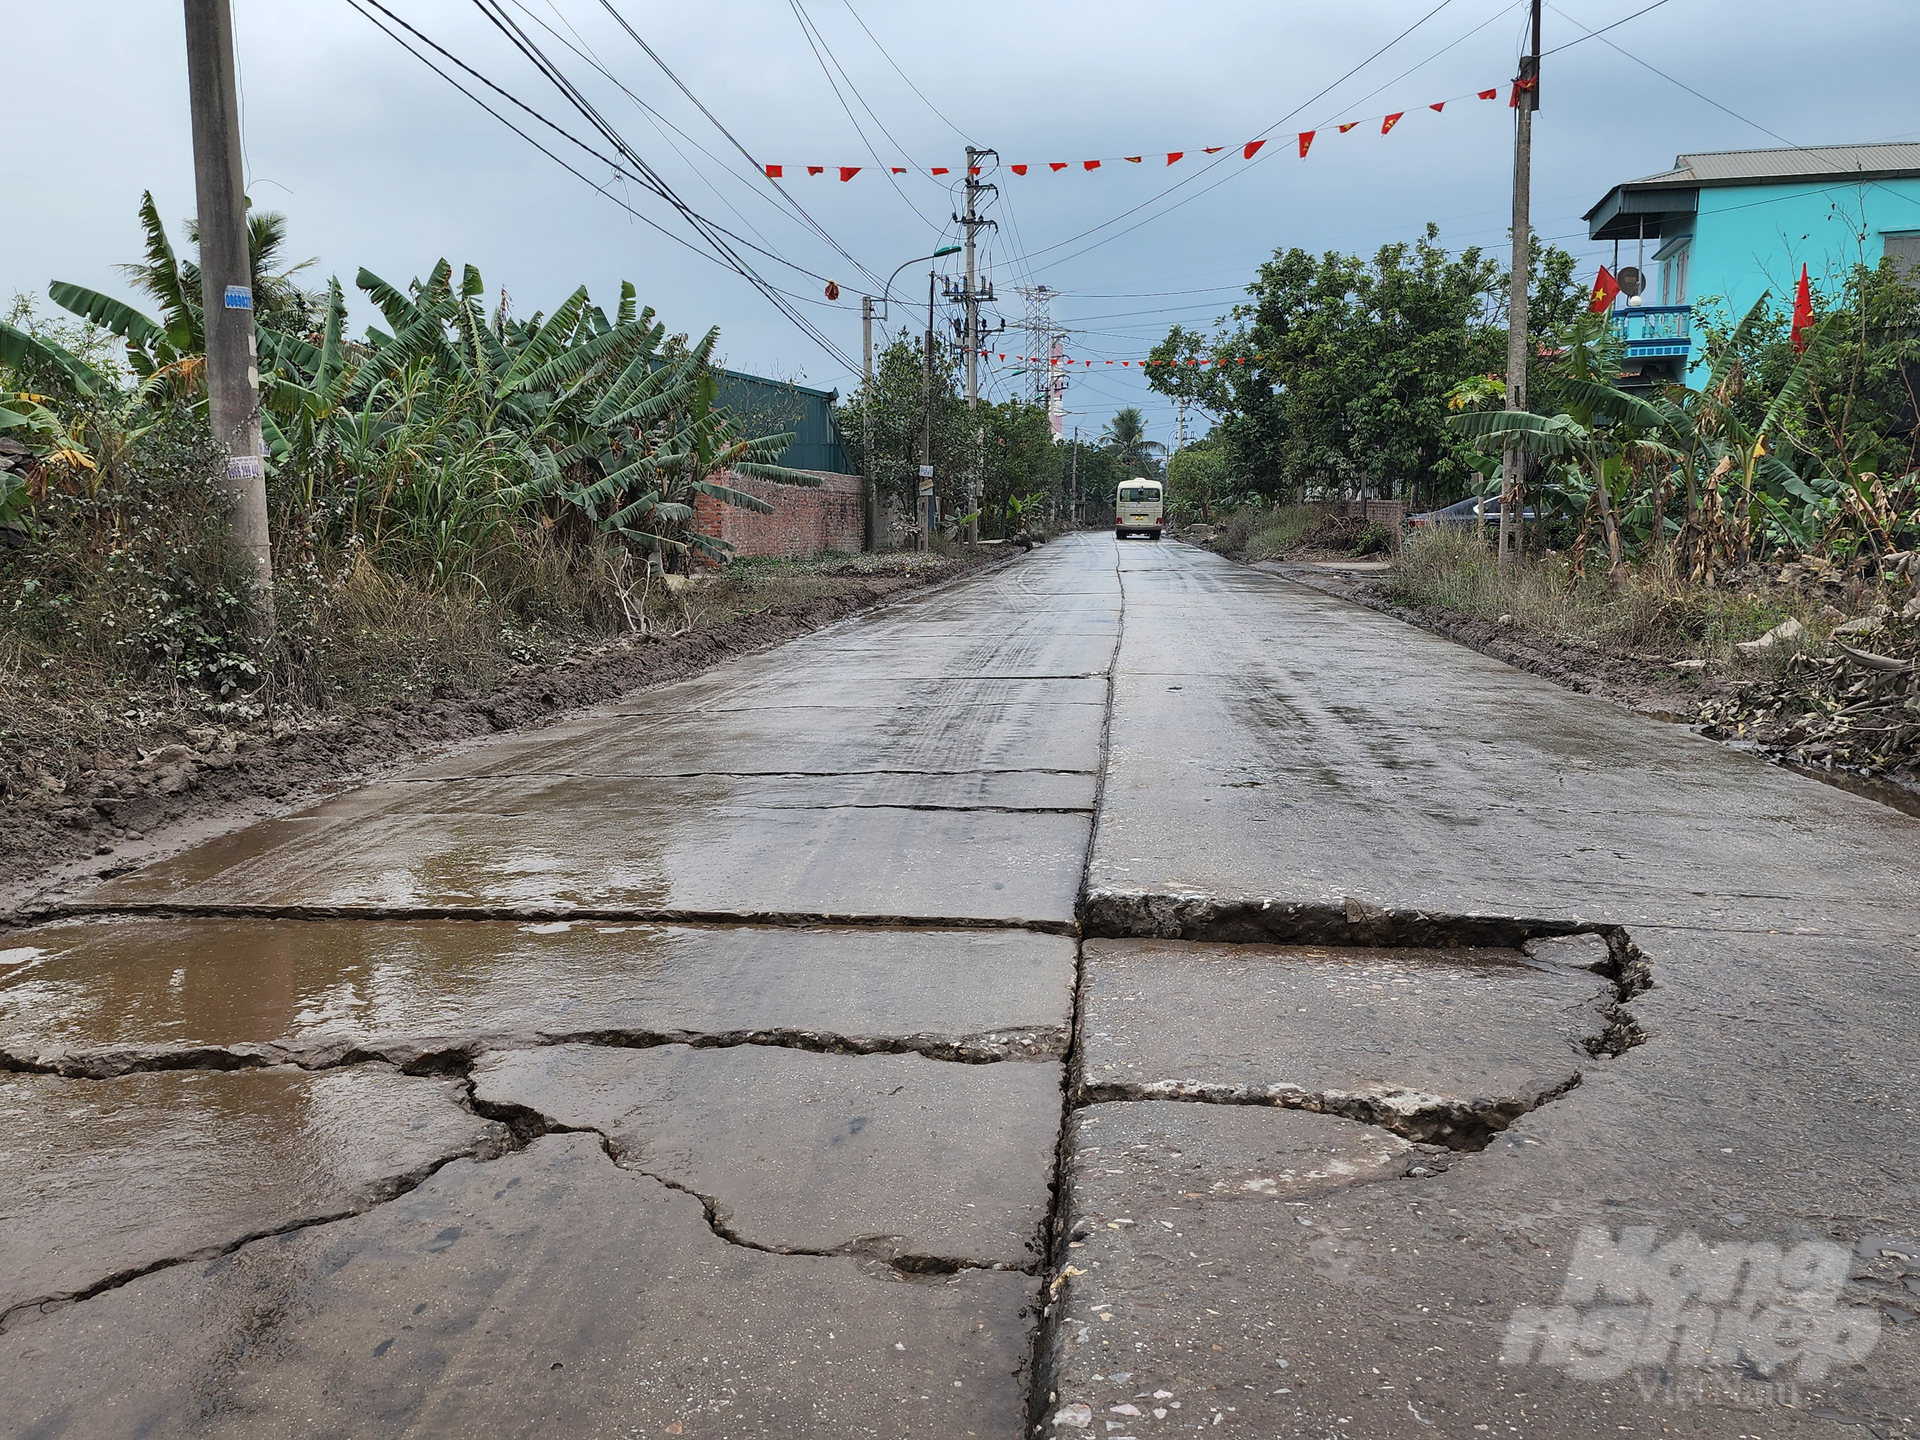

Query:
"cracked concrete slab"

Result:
[[604, 671, 1111, 716], [85, 773, 1092, 919], [1, 918, 1078, 1070], [0, 1133, 1040, 1439], [1078, 937, 1617, 1146], [1092, 543, 1920, 934], [410, 688, 1109, 781], [1039, 1104, 1411, 1436], [473, 1043, 1063, 1268], [0, 1065, 505, 1322]]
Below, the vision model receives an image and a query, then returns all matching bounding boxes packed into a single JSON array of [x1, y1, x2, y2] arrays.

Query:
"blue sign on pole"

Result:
[[223, 285, 253, 311]]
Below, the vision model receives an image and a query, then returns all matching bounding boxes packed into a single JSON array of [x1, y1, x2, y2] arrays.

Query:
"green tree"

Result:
[[1165, 442, 1230, 521], [1149, 224, 1581, 508]]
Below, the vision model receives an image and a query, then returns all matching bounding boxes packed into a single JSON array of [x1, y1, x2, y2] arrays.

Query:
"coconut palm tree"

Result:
[[1102, 406, 1166, 476]]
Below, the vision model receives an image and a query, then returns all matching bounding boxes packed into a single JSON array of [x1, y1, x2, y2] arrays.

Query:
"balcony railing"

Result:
[[1611, 304, 1691, 359]]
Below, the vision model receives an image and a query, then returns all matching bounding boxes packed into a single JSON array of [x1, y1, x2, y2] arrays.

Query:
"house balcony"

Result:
[[1611, 304, 1691, 360]]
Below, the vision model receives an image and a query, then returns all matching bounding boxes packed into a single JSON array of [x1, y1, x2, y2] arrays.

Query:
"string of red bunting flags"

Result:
[[762, 80, 1533, 180], [983, 353, 1282, 368]]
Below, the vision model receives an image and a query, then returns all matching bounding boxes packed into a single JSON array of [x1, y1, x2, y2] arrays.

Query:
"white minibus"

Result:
[[1115, 479, 1163, 540]]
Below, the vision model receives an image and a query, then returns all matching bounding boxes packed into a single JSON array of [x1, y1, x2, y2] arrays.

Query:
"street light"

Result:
[[859, 245, 962, 552]]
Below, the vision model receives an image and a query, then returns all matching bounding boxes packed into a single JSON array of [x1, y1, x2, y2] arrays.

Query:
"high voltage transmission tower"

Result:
[[1014, 284, 1067, 433]]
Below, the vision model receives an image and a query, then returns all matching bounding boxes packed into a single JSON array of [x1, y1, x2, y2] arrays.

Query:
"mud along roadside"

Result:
[[2, 549, 1015, 915]]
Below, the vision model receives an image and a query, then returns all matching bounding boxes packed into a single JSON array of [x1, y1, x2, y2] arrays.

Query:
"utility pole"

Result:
[[1174, 399, 1188, 453], [1499, 0, 1541, 573], [920, 268, 936, 552], [861, 294, 879, 551], [183, 0, 270, 588], [1070, 425, 1081, 527], [954, 148, 999, 544]]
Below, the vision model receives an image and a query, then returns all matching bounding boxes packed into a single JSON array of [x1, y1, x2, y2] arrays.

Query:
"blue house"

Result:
[[1585, 142, 1920, 386]]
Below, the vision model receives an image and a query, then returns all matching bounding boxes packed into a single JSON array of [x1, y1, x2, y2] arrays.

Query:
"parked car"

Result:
[[1408, 496, 1540, 529]]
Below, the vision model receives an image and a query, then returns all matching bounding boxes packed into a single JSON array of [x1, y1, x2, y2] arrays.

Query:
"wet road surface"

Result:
[[4, 534, 1918, 1438]]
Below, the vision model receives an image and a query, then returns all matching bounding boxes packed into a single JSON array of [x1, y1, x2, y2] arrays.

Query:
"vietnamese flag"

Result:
[[1203, 146, 1224, 154], [1588, 265, 1622, 314], [1083, 159, 1101, 170], [969, 166, 981, 175], [1298, 131, 1315, 158], [839, 167, 860, 181], [1243, 140, 1266, 159], [1010, 164, 1028, 175], [1050, 162, 1069, 171], [1479, 88, 1499, 99], [1124, 156, 1143, 163], [931, 166, 950, 175], [1791, 264, 1815, 352], [764, 164, 783, 178], [1166, 152, 1184, 165], [1381, 112, 1404, 135], [807, 166, 824, 176], [891, 166, 906, 174], [1339, 122, 1359, 134]]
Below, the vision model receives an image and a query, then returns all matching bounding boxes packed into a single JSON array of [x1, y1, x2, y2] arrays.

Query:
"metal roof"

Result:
[[1587, 143, 1920, 240], [1641, 142, 1920, 186]]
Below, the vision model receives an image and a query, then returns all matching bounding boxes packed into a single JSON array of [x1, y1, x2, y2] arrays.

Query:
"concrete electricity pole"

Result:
[[183, 0, 271, 587], [1070, 425, 1081, 527], [861, 294, 879, 550], [956, 148, 999, 544], [920, 269, 937, 551], [1499, 0, 1541, 574]]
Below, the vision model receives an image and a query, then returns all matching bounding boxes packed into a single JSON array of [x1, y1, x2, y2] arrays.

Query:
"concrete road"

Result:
[[4, 535, 1918, 1439]]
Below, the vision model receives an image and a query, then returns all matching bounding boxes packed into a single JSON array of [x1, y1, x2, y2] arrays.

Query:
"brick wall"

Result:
[[691, 469, 866, 560]]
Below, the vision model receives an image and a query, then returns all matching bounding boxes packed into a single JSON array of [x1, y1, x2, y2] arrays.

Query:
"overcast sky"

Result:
[[6, 0, 1916, 446]]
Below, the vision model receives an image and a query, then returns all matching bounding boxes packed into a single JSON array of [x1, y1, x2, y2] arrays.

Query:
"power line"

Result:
[[466, 0, 861, 364], [356, 0, 860, 367], [786, 0, 941, 231], [590, 0, 885, 292], [350, 0, 843, 302], [840, 0, 973, 145], [998, 0, 1462, 273]]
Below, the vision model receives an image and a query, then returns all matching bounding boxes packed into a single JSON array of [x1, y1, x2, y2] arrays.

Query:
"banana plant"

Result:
[[1450, 320, 1677, 579]]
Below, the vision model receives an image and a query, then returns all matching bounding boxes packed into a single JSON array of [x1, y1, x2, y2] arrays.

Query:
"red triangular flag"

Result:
[[1122, 360, 1130, 367], [807, 166, 824, 176], [839, 167, 860, 181], [1478, 88, 1498, 100], [1165, 152, 1184, 164], [998, 353, 1005, 361], [1124, 156, 1142, 163], [1050, 162, 1069, 172], [969, 166, 981, 175], [1298, 131, 1315, 157], [1338, 122, 1359, 134], [891, 166, 906, 174], [1509, 77, 1536, 107], [1791, 264, 1815, 353], [1382, 112, 1404, 134], [1203, 146, 1224, 154], [1011, 164, 1027, 175], [1429, 101, 1445, 112], [1083, 159, 1101, 170], [764, 164, 783, 178], [931, 166, 950, 175], [1243, 140, 1265, 159], [1588, 265, 1621, 314]]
